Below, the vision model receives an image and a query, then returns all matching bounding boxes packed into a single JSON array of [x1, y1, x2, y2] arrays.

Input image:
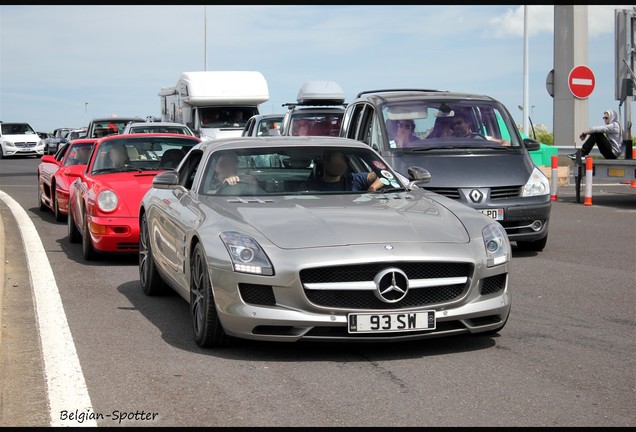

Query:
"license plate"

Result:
[[348, 311, 435, 333], [480, 208, 504, 220]]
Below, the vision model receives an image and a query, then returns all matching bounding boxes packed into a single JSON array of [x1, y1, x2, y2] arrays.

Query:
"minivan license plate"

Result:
[[480, 208, 504, 220], [348, 311, 435, 333]]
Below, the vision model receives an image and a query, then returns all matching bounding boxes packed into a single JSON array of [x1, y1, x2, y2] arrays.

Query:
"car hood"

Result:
[[209, 193, 470, 249], [3, 133, 41, 142], [386, 152, 534, 188], [94, 172, 160, 216]]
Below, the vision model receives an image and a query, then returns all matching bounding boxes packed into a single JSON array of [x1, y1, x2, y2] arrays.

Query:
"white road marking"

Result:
[[0, 190, 96, 427]]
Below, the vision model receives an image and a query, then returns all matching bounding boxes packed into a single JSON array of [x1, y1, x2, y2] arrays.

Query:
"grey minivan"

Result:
[[340, 89, 551, 251]]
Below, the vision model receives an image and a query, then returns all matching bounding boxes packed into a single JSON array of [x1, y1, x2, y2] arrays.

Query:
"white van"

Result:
[[159, 71, 269, 140]]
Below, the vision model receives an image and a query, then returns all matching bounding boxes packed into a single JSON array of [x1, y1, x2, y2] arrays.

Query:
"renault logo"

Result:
[[373, 268, 409, 303], [469, 189, 484, 203]]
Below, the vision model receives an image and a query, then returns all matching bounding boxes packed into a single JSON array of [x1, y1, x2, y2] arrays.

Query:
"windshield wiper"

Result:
[[377, 186, 406, 193], [92, 166, 143, 174]]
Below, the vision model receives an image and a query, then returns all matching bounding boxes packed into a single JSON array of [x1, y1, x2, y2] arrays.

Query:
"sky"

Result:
[[1, 5, 634, 139]]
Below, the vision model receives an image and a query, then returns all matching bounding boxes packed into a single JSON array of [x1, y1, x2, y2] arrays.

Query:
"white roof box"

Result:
[[296, 81, 345, 105]]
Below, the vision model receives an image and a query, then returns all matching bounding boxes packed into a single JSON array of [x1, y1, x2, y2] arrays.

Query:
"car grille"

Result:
[[14, 142, 38, 148], [427, 186, 522, 200], [239, 283, 276, 306], [300, 262, 471, 310], [481, 273, 507, 295]]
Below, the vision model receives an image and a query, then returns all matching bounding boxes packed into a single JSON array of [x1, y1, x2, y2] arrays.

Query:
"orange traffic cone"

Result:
[[584, 157, 593, 206]]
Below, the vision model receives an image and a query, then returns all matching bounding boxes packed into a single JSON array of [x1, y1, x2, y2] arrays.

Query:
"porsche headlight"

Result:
[[97, 190, 118, 212], [220, 231, 274, 276], [482, 222, 510, 267], [522, 167, 550, 197]]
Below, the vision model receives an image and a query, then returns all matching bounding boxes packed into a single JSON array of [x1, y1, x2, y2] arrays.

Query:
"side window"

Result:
[[55, 144, 67, 161], [369, 114, 383, 151], [343, 104, 365, 140], [358, 105, 376, 148], [178, 149, 203, 191]]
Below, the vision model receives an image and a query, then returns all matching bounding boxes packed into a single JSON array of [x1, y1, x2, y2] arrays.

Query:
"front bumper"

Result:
[[86, 214, 139, 253], [206, 243, 511, 343]]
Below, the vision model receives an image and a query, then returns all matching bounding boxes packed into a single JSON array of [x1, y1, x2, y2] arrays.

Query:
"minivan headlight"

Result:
[[522, 167, 550, 197], [482, 222, 510, 267]]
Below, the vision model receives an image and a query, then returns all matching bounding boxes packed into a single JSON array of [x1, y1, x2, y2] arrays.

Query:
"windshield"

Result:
[[90, 120, 136, 137], [63, 143, 95, 166], [255, 117, 283, 136], [381, 100, 521, 150], [200, 145, 405, 196], [129, 126, 192, 135], [1, 123, 36, 135], [91, 137, 198, 174], [200, 107, 259, 128], [288, 112, 343, 136]]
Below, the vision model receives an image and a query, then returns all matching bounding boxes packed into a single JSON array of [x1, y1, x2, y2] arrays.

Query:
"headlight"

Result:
[[522, 167, 550, 197], [220, 231, 274, 276], [482, 222, 510, 267], [96, 190, 118, 212], [2, 140, 15, 147]]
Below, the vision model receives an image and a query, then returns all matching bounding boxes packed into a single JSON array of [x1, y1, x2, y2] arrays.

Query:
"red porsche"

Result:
[[37, 139, 97, 222], [67, 133, 200, 260]]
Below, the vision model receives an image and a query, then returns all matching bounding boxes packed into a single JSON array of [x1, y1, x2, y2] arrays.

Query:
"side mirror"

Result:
[[523, 138, 541, 151], [63, 165, 85, 178], [407, 166, 431, 185], [41, 155, 59, 165], [152, 170, 179, 189]]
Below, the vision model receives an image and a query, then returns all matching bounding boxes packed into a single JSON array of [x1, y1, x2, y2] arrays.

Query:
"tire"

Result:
[[139, 212, 167, 296], [67, 203, 81, 243], [53, 188, 66, 222], [190, 242, 230, 348], [516, 234, 548, 252], [82, 210, 96, 260], [37, 181, 47, 212]]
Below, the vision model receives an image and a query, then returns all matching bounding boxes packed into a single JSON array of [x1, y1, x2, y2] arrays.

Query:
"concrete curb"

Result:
[[0, 209, 4, 349]]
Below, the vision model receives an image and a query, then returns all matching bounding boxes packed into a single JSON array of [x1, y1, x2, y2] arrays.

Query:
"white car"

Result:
[[122, 121, 195, 136], [0, 121, 45, 158]]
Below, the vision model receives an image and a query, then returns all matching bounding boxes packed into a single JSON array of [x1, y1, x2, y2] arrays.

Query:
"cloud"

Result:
[[488, 5, 625, 39]]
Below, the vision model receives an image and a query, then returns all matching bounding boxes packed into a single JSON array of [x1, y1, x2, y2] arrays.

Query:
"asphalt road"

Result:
[[1, 156, 634, 427]]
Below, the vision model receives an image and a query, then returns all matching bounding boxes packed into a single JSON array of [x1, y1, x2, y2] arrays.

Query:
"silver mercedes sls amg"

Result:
[[138, 136, 511, 348]]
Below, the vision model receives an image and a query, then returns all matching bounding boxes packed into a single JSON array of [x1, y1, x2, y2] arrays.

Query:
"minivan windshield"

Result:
[[381, 100, 521, 151]]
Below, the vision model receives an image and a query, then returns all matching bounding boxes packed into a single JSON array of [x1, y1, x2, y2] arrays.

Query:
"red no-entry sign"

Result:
[[568, 65, 595, 99]]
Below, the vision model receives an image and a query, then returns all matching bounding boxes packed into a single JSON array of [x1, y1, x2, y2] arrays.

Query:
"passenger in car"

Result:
[[300, 151, 385, 192], [293, 119, 311, 136], [94, 127, 109, 138], [390, 119, 419, 148]]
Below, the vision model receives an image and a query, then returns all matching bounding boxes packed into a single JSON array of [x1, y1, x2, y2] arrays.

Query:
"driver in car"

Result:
[[452, 112, 510, 146], [209, 153, 258, 192]]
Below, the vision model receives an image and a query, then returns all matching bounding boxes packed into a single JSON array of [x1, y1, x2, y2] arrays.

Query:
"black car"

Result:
[[339, 89, 550, 252]]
